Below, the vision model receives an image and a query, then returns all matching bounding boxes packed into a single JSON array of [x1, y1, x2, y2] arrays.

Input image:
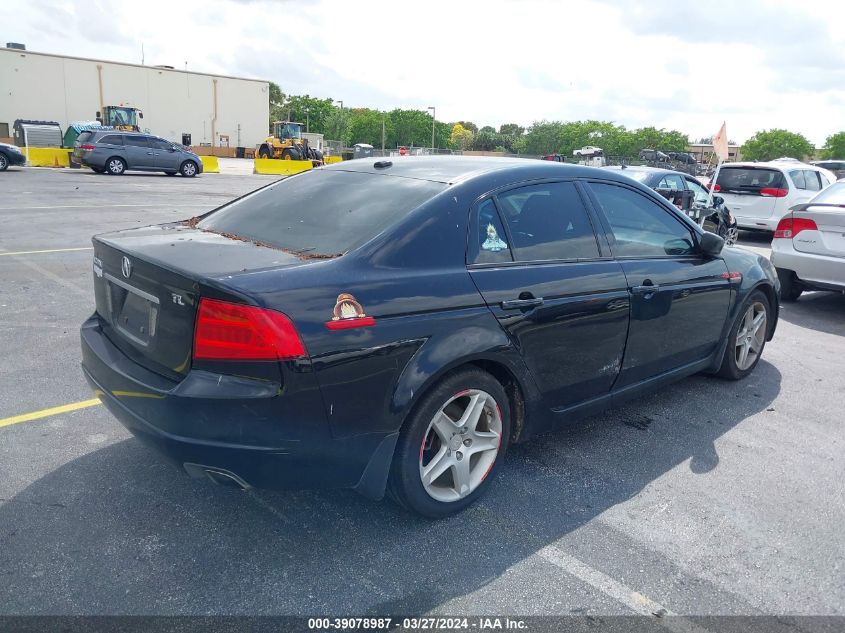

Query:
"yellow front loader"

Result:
[[257, 121, 323, 165]]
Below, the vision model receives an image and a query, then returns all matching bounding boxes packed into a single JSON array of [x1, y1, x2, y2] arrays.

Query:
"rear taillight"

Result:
[[80, 144, 96, 151], [759, 187, 788, 197], [773, 215, 818, 239], [193, 298, 306, 361], [705, 183, 721, 192]]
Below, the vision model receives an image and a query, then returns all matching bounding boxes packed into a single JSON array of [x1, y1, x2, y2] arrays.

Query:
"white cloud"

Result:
[[2, 0, 844, 144]]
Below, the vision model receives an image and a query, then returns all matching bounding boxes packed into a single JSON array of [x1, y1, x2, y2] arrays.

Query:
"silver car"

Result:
[[771, 181, 845, 300], [73, 130, 203, 177]]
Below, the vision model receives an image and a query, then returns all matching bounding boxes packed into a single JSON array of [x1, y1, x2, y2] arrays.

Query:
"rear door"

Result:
[[586, 181, 731, 387], [123, 135, 156, 169], [715, 165, 785, 225], [468, 181, 630, 410]]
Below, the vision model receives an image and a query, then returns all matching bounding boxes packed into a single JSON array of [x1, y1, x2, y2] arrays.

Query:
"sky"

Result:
[[2, 0, 844, 145]]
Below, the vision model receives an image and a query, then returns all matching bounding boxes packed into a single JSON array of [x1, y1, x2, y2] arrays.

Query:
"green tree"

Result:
[[348, 109, 395, 148], [821, 131, 845, 159], [499, 123, 524, 137], [455, 121, 478, 134], [389, 109, 440, 147], [742, 129, 814, 162], [471, 129, 499, 151], [450, 123, 474, 150], [268, 82, 285, 132], [282, 95, 336, 135], [323, 108, 352, 146]]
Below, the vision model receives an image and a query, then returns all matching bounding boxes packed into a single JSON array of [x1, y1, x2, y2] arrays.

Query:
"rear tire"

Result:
[[258, 145, 272, 159], [0, 153, 8, 171], [777, 268, 803, 301], [388, 368, 510, 518], [281, 148, 299, 161], [106, 157, 126, 175], [179, 161, 198, 177], [716, 290, 770, 380]]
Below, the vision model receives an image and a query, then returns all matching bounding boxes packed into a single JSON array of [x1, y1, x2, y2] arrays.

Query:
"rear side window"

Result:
[[716, 167, 786, 194], [496, 182, 600, 261], [803, 170, 822, 191], [124, 136, 150, 148], [590, 182, 695, 258], [472, 199, 512, 265], [655, 174, 685, 190], [198, 170, 446, 255], [98, 135, 123, 146]]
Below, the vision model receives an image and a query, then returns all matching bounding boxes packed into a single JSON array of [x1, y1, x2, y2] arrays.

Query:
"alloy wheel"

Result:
[[725, 226, 739, 246], [735, 301, 767, 371], [182, 162, 196, 176], [0, 154, 8, 170], [108, 159, 124, 174], [419, 389, 502, 502]]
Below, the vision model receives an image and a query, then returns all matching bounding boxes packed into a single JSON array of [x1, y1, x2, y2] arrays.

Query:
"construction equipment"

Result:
[[257, 121, 323, 165], [96, 106, 143, 132]]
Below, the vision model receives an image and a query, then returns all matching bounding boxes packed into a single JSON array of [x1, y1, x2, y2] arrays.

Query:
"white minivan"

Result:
[[710, 160, 837, 231]]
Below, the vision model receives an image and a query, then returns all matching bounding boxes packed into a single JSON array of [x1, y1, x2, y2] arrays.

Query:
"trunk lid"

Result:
[[92, 223, 305, 380], [792, 204, 845, 259]]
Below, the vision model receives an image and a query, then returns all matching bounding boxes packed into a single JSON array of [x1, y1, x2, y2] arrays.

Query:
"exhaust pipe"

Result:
[[183, 462, 251, 490]]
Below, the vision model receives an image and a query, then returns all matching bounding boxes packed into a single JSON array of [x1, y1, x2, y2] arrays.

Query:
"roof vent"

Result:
[[373, 160, 393, 169]]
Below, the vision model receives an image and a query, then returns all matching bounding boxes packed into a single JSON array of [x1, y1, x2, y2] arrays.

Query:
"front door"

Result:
[[149, 137, 182, 171], [468, 182, 630, 410], [586, 181, 731, 387]]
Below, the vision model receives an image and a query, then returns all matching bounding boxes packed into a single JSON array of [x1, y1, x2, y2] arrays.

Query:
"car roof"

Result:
[[322, 155, 639, 185], [602, 165, 690, 178], [722, 160, 820, 170]]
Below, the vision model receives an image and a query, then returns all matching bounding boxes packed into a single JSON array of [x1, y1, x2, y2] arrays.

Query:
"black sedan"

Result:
[[605, 165, 740, 245], [0, 142, 27, 171], [80, 157, 780, 517]]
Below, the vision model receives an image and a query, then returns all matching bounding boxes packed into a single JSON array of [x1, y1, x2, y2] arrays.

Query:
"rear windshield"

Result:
[[716, 167, 786, 194], [618, 170, 650, 183], [197, 170, 447, 255], [77, 131, 93, 143], [809, 181, 845, 205]]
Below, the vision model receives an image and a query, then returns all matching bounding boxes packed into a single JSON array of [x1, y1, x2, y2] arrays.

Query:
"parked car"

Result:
[[771, 180, 845, 300], [812, 160, 845, 180], [710, 160, 836, 231], [668, 151, 697, 165], [80, 157, 779, 518], [0, 142, 26, 171], [639, 148, 670, 162], [73, 130, 203, 177], [605, 165, 739, 245]]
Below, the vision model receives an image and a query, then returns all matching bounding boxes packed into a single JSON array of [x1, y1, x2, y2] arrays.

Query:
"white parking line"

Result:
[[537, 544, 712, 632], [0, 204, 211, 211], [0, 247, 93, 257]]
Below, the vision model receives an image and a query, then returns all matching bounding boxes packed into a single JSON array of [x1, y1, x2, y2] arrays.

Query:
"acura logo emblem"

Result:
[[121, 256, 132, 279]]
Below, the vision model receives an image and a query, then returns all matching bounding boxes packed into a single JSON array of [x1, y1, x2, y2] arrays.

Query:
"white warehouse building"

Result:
[[0, 46, 270, 149]]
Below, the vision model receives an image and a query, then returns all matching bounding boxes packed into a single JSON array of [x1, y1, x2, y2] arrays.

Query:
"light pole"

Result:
[[305, 107, 309, 133], [428, 106, 436, 153]]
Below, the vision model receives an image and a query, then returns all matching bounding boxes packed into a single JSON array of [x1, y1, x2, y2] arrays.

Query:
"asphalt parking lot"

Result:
[[1, 167, 843, 617]]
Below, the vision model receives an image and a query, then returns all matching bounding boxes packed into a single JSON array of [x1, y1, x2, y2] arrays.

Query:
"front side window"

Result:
[[496, 182, 600, 261], [149, 138, 174, 151], [123, 136, 150, 148], [590, 182, 696, 258]]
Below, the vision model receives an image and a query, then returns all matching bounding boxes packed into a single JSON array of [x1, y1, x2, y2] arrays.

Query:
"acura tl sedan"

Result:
[[80, 157, 780, 518]]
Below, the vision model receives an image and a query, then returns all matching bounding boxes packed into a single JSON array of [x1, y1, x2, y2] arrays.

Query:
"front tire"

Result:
[[179, 161, 198, 177], [106, 157, 126, 175], [0, 153, 8, 171], [388, 368, 510, 518], [716, 290, 770, 380]]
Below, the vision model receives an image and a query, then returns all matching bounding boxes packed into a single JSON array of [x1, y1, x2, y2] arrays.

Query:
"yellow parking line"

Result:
[[0, 398, 101, 429], [0, 247, 93, 257]]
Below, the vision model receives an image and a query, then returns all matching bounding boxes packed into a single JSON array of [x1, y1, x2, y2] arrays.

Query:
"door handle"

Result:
[[146, 152, 154, 155], [631, 284, 660, 296], [501, 297, 544, 310]]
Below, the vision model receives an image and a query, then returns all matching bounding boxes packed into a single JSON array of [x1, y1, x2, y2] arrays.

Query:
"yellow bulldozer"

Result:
[[257, 121, 323, 165]]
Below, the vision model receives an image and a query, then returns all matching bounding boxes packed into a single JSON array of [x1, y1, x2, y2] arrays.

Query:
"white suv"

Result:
[[771, 180, 845, 300], [710, 160, 837, 231]]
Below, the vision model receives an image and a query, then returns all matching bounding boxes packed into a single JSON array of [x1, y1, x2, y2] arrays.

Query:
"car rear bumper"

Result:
[[80, 314, 396, 496], [771, 240, 845, 290], [734, 215, 779, 231]]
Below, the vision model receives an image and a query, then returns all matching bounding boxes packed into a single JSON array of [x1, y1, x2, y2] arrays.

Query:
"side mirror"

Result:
[[698, 231, 725, 257], [169, 146, 178, 152], [712, 195, 725, 207]]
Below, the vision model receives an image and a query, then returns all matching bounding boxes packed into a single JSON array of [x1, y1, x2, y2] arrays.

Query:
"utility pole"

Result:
[[382, 116, 386, 153], [428, 106, 436, 153]]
